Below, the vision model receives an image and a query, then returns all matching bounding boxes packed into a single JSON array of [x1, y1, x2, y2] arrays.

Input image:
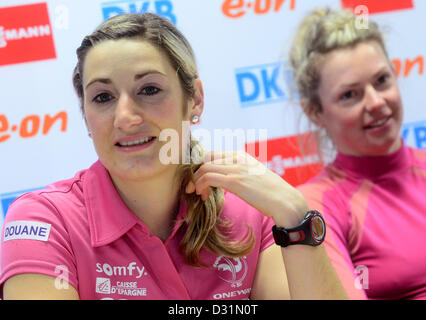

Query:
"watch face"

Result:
[[311, 215, 325, 242]]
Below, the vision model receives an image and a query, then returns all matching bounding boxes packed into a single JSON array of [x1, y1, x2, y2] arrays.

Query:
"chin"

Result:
[[102, 157, 158, 180], [363, 138, 402, 156]]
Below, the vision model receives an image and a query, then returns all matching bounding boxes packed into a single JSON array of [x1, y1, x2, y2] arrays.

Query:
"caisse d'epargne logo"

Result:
[[0, 2, 56, 66]]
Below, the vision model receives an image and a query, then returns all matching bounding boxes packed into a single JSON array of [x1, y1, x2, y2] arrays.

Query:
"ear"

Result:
[[82, 110, 90, 130], [81, 107, 93, 138], [188, 78, 204, 122], [301, 98, 325, 128]]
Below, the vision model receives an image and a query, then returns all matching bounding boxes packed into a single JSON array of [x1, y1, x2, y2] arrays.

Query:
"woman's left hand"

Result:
[[185, 151, 310, 228]]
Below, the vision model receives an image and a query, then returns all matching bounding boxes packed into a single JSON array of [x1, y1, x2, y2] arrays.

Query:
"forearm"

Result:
[[281, 244, 348, 299]]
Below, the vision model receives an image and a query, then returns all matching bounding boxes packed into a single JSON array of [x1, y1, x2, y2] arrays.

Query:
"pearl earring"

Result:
[[191, 115, 199, 124]]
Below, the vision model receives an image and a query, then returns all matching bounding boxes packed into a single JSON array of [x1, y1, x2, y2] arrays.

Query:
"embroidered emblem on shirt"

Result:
[[96, 277, 112, 294], [213, 256, 248, 288], [3, 220, 51, 242]]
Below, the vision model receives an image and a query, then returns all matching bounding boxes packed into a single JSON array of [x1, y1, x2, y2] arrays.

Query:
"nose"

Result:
[[113, 94, 143, 131], [365, 85, 385, 113]]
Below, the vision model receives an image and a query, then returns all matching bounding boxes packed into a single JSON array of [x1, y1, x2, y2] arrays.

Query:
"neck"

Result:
[[334, 141, 408, 179], [110, 165, 182, 241]]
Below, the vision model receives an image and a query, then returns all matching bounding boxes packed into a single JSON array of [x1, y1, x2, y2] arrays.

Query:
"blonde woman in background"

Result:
[[290, 8, 426, 299]]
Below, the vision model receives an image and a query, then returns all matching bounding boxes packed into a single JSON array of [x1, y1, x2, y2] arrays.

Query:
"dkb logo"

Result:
[[402, 120, 426, 150], [101, 0, 177, 24], [235, 61, 293, 108]]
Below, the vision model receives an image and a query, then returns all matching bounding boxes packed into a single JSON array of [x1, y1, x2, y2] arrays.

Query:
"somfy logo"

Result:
[[95, 262, 147, 279]]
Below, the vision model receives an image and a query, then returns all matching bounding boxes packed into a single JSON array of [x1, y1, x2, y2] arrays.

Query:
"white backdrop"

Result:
[[1, 0, 425, 230]]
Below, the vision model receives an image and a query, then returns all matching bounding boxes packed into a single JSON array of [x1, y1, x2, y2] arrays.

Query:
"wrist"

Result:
[[272, 201, 310, 229], [272, 210, 326, 248]]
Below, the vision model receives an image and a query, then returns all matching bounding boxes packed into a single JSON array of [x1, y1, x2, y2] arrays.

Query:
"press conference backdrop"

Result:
[[1, 0, 425, 232]]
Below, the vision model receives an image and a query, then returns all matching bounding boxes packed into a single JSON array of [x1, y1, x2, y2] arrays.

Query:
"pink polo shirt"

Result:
[[0, 160, 275, 300]]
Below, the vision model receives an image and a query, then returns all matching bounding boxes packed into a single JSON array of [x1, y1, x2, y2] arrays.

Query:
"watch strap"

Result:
[[272, 210, 325, 247]]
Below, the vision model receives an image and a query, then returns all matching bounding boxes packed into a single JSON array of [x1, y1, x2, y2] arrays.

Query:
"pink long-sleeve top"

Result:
[[298, 143, 426, 299]]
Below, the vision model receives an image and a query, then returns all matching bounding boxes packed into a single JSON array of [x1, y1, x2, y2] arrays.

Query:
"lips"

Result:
[[116, 136, 155, 147], [115, 135, 156, 149], [364, 116, 390, 130]]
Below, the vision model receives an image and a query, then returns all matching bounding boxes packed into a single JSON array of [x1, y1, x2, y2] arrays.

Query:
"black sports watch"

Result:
[[272, 210, 326, 247]]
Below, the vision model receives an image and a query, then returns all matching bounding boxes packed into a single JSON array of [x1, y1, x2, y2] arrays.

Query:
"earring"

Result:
[[191, 115, 199, 124], [88, 132, 92, 138]]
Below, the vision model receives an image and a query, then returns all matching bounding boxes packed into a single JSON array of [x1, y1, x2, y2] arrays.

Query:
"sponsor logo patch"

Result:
[[3, 220, 51, 242], [96, 277, 112, 294], [0, 2, 56, 66]]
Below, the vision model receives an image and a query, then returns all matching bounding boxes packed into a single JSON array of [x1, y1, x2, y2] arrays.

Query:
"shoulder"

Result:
[[221, 190, 272, 227], [6, 170, 87, 221], [220, 190, 275, 240], [297, 166, 357, 231], [297, 165, 346, 205], [220, 190, 275, 253], [3, 167, 92, 240], [1, 185, 84, 295], [408, 146, 426, 165]]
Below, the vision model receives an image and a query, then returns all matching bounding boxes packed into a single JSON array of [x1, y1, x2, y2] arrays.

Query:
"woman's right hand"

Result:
[[185, 150, 310, 228]]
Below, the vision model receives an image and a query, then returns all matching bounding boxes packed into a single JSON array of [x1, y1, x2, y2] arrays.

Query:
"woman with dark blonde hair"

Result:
[[290, 8, 426, 299], [1, 13, 346, 299]]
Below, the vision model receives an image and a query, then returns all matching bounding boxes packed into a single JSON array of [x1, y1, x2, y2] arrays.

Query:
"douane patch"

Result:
[[3, 220, 51, 242]]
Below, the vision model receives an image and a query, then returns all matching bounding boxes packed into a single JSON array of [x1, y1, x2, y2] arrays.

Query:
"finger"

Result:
[[186, 161, 239, 194], [192, 162, 240, 183], [207, 151, 259, 167], [185, 180, 196, 194], [203, 150, 243, 164], [194, 172, 234, 198], [185, 179, 213, 201], [201, 189, 211, 202]]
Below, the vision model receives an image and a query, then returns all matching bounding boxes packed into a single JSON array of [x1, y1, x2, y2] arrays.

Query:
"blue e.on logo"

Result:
[[402, 120, 426, 149], [101, 0, 177, 24], [235, 61, 293, 108]]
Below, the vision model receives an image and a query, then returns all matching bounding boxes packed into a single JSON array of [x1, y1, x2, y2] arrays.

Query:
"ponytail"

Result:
[[177, 138, 255, 267]]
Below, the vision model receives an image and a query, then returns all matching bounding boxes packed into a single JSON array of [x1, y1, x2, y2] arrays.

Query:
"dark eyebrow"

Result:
[[85, 78, 111, 90], [134, 70, 167, 80], [85, 70, 167, 90]]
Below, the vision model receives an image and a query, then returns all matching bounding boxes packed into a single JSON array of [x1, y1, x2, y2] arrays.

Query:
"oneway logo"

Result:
[[213, 256, 248, 288]]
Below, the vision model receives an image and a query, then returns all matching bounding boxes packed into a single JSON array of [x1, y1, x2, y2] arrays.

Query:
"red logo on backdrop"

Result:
[[341, 0, 414, 14], [246, 133, 323, 187], [0, 2, 56, 66]]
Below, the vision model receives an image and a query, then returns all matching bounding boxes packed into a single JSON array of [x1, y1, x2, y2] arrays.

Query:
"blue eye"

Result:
[[93, 92, 112, 103], [140, 86, 160, 96]]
